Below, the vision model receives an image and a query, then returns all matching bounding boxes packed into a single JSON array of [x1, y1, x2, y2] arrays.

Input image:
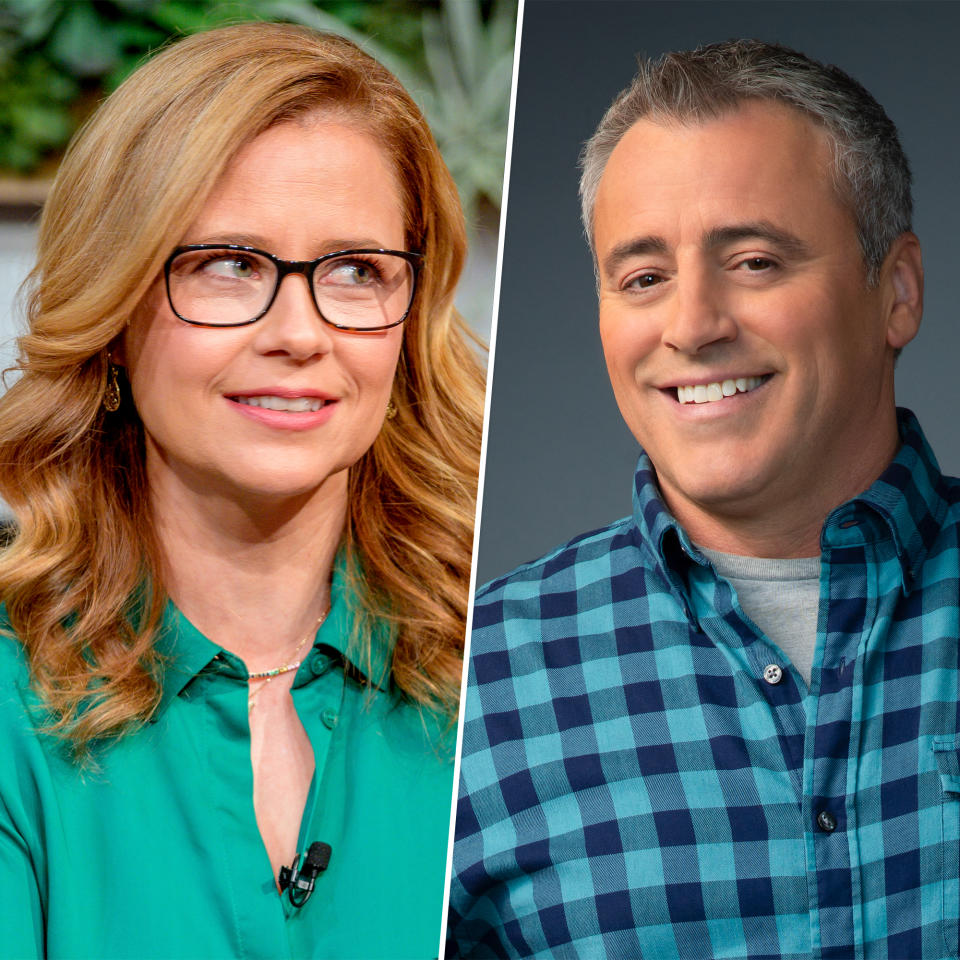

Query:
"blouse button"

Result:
[[762, 664, 783, 685], [311, 655, 332, 677], [321, 708, 339, 729], [817, 810, 837, 833]]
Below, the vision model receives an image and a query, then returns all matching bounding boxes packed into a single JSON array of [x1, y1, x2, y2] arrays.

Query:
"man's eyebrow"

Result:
[[601, 235, 668, 279], [704, 222, 811, 258], [601, 222, 812, 280]]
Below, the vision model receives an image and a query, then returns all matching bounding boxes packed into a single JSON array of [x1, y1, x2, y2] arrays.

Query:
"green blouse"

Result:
[[0, 568, 454, 959]]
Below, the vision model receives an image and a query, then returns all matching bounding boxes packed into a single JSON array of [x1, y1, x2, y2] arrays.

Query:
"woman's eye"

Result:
[[202, 257, 257, 280], [325, 260, 382, 285]]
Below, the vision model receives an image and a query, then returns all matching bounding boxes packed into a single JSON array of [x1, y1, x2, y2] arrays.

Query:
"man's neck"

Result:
[[682, 512, 825, 559], [658, 436, 901, 559]]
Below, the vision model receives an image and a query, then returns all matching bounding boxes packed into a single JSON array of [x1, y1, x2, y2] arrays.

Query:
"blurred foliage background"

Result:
[[0, 0, 516, 223]]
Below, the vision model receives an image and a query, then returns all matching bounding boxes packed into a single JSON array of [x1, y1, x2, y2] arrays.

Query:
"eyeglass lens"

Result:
[[167, 249, 415, 328]]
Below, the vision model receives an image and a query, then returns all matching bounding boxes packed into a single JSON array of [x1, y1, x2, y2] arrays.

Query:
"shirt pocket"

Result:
[[934, 737, 960, 959]]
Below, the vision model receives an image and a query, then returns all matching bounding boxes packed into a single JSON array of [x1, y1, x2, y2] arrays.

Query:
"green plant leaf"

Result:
[[115, 20, 168, 51], [147, 0, 224, 35], [9, 102, 73, 148], [112, 0, 165, 13], [0, 138, 41, 172], [4, 0, 60, 45], [417, 0, 515, 217], [443, 0, 481, 89], [49, 3, 123, 77], [258, 0, 414, 84]]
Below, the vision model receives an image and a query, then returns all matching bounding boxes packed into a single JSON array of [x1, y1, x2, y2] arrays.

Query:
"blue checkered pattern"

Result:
[[449, 410, 960, 959]]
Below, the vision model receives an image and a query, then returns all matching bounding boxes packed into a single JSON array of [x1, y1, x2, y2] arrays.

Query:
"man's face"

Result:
[[593, 101, 919, 551]]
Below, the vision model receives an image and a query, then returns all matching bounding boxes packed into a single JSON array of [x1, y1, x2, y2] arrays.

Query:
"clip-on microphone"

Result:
[[278, 841, 332, 908]]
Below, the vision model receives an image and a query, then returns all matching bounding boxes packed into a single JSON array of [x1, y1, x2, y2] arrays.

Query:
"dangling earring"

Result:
[[103, 361, 121, 413], [385, 399, 397, 420]]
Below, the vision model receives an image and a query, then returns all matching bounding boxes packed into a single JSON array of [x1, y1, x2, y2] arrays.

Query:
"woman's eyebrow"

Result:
[[185, 234, 389, 253]]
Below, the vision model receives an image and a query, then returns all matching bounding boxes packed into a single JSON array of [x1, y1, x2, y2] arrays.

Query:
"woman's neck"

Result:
[[148, 468, 347, 672]]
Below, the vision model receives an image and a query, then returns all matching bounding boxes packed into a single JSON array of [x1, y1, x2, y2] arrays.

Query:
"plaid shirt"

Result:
[[449, 410, 960, 959]]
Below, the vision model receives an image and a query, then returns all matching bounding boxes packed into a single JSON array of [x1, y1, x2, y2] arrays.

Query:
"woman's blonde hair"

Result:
[[0, 22, 484, 750]]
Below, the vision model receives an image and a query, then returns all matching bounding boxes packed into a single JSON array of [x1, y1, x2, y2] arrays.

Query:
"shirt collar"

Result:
[[632, 407, 948, 594], [149, 551, 393, 721], [845, 407, 949, 591], [631, 455, 695, 572]]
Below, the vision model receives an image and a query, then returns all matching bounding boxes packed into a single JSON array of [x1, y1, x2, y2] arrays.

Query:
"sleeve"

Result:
[[0, 637, 44, 960], [0, 796, 43, 960], [446, 610, 512, 958]]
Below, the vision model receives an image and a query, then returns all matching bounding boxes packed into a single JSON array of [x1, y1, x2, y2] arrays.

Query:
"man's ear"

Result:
[[882, 232, 923, 351]]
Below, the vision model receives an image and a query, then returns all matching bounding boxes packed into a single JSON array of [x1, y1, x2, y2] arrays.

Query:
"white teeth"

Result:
[[676, 375, 765, 405], [235, 395, 325, 412]]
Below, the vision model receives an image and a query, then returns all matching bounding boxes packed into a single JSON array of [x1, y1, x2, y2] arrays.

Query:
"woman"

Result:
[[0, 22, 484, 959]]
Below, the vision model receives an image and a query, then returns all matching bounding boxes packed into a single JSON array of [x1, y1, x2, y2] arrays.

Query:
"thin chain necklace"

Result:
[[247, 607, 328, 714]]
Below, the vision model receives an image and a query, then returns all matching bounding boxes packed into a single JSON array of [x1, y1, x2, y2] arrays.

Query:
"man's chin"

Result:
[[654, 461, 789, 525]]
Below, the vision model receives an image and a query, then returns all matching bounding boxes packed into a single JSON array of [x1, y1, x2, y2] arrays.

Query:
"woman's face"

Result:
[[121, 118, 407, 507]]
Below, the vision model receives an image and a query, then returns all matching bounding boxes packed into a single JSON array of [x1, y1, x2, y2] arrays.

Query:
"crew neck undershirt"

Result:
[[697, 546, 821, 687]]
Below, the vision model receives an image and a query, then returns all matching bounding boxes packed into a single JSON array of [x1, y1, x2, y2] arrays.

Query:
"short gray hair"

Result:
[[579, 39, 912, 284]]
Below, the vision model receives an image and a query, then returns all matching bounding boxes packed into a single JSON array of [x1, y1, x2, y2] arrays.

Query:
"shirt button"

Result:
[[311, 655, 332, 677], [321, 708, 339, 729], [817, 810, 837, 833], [762, 664, 783, 685]]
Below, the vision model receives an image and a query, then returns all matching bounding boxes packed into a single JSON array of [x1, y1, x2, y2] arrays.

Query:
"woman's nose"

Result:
[[252, 273, 335, 359]]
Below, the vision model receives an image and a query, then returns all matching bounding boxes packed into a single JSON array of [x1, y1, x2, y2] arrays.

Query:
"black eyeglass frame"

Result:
[[163, 244, 424, 331]]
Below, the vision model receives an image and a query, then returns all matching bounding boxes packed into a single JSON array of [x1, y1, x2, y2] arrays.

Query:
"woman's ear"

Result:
[[108, 334, 127, 368]]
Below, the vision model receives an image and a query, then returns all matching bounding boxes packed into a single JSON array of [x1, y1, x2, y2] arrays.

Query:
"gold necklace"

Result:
[[247, 607, 328, 714]]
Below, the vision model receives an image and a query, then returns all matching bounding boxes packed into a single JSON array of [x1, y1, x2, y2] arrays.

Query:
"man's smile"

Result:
[[673, 374, 772, 404]]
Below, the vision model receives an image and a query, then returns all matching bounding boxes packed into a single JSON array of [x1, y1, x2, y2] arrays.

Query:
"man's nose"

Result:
[[252, 272, 334, 359], [661, 263, 737, 354]]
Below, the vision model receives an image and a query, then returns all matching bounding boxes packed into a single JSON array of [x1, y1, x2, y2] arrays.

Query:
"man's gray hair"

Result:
[[579, 39, 912, 284]]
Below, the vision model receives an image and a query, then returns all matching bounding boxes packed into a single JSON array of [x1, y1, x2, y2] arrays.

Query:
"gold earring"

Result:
[[103, 363, 121, 413], [385, 399, 397, 420]]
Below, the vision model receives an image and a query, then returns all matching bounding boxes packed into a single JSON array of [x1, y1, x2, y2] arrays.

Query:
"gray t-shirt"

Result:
[[698, 546, 820, 687]]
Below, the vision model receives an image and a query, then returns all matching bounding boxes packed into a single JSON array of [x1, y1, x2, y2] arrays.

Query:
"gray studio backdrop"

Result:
[[475, 0, 960, 585]]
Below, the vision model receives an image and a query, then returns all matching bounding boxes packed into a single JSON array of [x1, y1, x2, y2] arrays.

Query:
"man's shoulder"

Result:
[[476, 515, 642, 600], [939, 472, 960, 502], [470, 514, 668, 652]]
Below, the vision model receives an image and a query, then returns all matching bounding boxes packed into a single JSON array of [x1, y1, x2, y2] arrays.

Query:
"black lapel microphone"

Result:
[[278, 841, 332, 907]]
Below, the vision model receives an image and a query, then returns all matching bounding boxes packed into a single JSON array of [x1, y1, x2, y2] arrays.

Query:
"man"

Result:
[[449, 40, 959, 959]]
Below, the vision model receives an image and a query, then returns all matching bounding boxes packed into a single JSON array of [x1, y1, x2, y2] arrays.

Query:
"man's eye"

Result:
[[624, 272, 663, 290], [739, 257, 776, 271]]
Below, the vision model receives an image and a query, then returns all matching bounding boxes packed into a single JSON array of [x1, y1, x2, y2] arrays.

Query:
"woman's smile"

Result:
[[227, 390, 340, 430]]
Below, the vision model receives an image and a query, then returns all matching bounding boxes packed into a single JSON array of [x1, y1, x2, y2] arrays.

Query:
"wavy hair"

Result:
[[0, 22, 484, 750]]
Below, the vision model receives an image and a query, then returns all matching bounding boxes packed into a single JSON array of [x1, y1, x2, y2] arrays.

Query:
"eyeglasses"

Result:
[[163, 244, 423, 331]]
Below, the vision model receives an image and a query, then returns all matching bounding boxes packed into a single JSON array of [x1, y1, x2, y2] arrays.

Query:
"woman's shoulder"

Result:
[[0, 607, 42, 730], [0, 606, 31, 676]]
